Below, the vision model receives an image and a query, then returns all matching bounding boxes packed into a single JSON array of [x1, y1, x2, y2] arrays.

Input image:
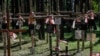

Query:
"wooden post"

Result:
[[46, 0, 54, 53], [7, 30, 11, 56], [90, 28, 93, 56], [29, 0, 35, 54], [82, 30, 85, 51], [19, 32, 22, 49], [56, 0, 60, 56], [46, 33, 49, 43], [49, 33, 52, 56], [66, 45, 68, 56], [18, 0, 22, 50], [6, 0, 11, 56], [56, 25, 60, 56], [31, 30, 35, 54], [81, 1, 86, 50], [56, 0, 60, 55], [19, 22, 22, 49], [46, 0, 49, 43], [77, 40, 80, 52]]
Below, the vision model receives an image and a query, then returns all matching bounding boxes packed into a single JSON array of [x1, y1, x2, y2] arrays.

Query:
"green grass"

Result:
[[0, 30, 100, 56]]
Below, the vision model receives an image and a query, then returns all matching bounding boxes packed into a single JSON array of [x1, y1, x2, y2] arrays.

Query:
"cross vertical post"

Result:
[[82, 30, 85, 51], [18, 19, 23, 50], [6, 0, 11, 56], [49, 33, 52, 56], [56, 0, 60, 56], [90, 28, 93, 56]]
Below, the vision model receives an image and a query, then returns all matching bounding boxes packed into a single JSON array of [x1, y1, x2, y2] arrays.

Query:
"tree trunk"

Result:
[[29, 0, 33, 12]]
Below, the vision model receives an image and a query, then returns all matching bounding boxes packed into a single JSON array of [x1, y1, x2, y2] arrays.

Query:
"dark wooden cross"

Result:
[[0, 0, 26, 56], [55, 0, 60, 56], [0, 18, 26, 56]]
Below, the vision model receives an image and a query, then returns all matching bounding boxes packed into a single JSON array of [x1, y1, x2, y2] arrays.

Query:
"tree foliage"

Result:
[[92, 0, 99, 12]]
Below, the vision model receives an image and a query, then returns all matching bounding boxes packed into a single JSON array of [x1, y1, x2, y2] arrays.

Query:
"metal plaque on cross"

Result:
[[86, 33, 96, 41], [55, 17, 61, 25], [75, 30, 82, 39]]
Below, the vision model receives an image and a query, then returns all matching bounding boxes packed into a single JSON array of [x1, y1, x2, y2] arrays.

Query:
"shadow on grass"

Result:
[[0, 41, 29, 49], [94, 31, 100, 46], [11, 41, 29, 48], [35, 41, 47, 47], [65, 35, 76, 42], [95, 31, 100, 37], [18, 53, 33, 56], [68, 46, 90, 56], [94, 39, 100, 46]]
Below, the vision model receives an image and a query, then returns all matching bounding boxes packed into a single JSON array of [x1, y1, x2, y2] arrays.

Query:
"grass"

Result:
[[0, 30, 100, 56]]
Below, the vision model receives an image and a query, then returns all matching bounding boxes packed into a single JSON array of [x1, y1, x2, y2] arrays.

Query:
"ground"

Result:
[[0, 31, 100, 56]]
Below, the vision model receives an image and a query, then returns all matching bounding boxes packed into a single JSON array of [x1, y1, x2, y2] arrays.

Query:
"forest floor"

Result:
[[0, 31, 100, 56]]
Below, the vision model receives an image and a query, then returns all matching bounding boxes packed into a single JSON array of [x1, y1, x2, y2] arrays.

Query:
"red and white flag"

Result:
[[9, 32, 17, 41]]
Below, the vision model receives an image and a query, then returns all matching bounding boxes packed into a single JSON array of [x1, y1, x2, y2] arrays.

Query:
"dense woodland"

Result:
[[0, 0, 100, 40], [0, 0, 99, 14], [0, 0, 100, 56]]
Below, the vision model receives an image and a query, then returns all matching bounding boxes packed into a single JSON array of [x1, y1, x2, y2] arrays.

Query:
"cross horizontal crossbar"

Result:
[[0, 29, 26, 32]]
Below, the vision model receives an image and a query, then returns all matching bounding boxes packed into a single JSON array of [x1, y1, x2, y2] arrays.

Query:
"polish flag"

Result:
[[85, 18, 88, 23], [50, 19, 55, 24], [45, 18, 49, 24], [72, 20, 76, 29], [9, 32, 17, 41]]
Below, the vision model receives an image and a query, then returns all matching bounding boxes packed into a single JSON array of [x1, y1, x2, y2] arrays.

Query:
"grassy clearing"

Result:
[[0, 30, 100, 56]]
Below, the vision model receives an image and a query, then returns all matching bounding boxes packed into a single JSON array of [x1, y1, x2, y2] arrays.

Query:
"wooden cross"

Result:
[[0, 22, 26, 56], [55, 0, 60, 56], [90, 28, 93, 56], [0, 1, 26, 56]]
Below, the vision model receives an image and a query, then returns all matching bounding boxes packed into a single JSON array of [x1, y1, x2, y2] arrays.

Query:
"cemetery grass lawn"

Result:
[[0, 32, 100, 56]]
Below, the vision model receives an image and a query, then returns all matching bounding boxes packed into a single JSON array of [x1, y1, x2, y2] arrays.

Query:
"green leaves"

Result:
[[92, 0, 99, 12]]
